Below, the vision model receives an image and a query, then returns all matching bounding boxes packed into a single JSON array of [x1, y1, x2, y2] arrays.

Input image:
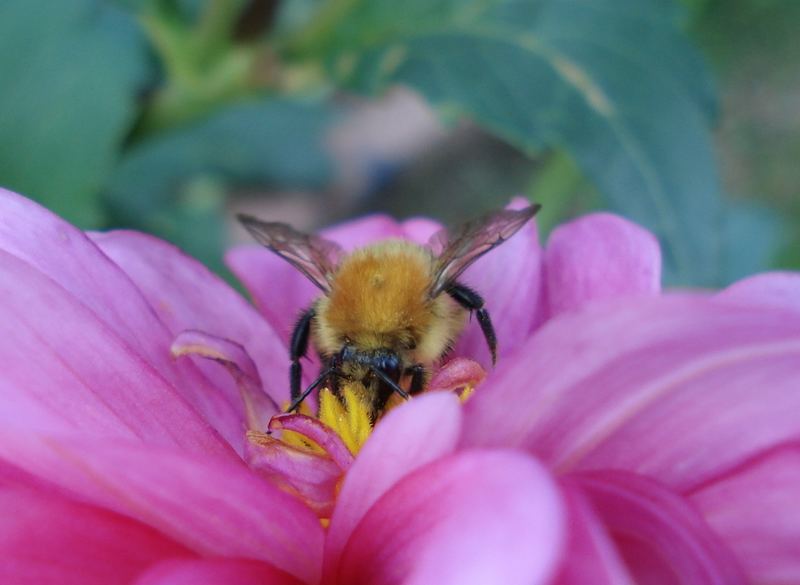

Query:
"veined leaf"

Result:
[[289, 0, 723, 284], [0, 0, 147, 226]]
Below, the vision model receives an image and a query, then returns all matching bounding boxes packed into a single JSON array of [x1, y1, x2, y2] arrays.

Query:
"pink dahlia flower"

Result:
[[1, 188, 799, 584]]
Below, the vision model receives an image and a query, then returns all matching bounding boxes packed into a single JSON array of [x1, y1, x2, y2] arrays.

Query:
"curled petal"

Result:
[[247, 411, 355, 517], [172, 330, 278, 432], [134, 559, 304, 585], [324, 393, 462, 580], [454, 197, 544, 366], [543, 213, 661, 319], [269, 413, 355, 471], [464, 297, 800, 492], [427, 357, 486, 399], [337, 450, 565, 585], [91, 230, 290, 407], [0, 486, 190, 585], [573, 471, 747, 584], [716, 271, 800, 313], [690, 444, 800, 584], [247, 432, 343, 518], [0, 435, 323, 584]]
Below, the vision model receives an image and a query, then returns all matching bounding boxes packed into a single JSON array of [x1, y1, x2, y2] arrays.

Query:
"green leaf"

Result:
[[0, 0, 147, 226], [720, 201, 782, 286], [105, 97, 333, 268], [291, 0, 724, 284]]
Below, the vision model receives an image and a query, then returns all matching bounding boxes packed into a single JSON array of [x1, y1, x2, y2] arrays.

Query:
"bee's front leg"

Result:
[[289, 307, 315, 403], [406, 364, 426, 395]]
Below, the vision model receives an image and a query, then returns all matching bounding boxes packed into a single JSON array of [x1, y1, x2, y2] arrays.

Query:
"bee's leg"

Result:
[[446, 283, 497, 365], [405, 364, 426, 395], [288, 367, 333, 413], [289, 307, 315, 403]]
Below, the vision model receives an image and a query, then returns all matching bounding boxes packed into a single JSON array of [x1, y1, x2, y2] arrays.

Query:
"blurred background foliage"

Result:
[[0, 0, 796, 284]]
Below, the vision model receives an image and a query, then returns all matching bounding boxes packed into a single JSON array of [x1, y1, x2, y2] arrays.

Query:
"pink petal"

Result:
[[553, 481, 634, 585], [0, 485, 190, 585], [400, 217, 441, 244], [690, 444, 800, 584], [453, 197, 544, 366], [323, 214, 405, 250], [0, 249, 231, 456], [336, 450, 565, 585], [573, 471, 747, 584], [324, 392, 462, 580], [92, 230, 290, 406], [463, 296, 800, 492], [0, 190, 232, 428], [0, 435, 323, 584], [172, 330, 278, 433], [716, 271, 800, 313], [135, 559, 304, 585], [543, 213, 661, 319]]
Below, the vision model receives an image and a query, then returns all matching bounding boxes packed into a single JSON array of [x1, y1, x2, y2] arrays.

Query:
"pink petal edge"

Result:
[[0, 249, 232, 456], [464, 296, 800, 493], [324, 392, 462, 580], [543, 212, 661, 320], [337, 450, 565, 585], [715, 271, 800, 313]]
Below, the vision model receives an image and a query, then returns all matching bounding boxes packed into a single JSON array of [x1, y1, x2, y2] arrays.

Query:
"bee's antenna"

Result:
[[287, 368, 334, 413], [371, 367, 410, 401]]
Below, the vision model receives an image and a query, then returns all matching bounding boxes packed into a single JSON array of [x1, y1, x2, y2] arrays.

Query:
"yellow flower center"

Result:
[[279, 383, 374, 455]]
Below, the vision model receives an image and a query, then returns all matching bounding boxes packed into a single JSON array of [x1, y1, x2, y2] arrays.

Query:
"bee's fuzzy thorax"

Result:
[[313, 240, 464, 363]]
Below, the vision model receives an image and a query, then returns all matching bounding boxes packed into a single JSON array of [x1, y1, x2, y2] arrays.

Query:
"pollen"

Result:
[[275, 384, 374, 456], [318, 385, 373, 454]]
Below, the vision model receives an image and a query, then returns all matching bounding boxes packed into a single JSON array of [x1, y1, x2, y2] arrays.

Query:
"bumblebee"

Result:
[[239, 204, 539, 418]]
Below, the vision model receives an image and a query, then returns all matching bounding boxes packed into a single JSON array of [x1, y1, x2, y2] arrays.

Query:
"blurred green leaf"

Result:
[[105, 97, 334, 266], [720, 201, 782, 286], [289, 0, 724, 284], [0, 0, 147, 226]]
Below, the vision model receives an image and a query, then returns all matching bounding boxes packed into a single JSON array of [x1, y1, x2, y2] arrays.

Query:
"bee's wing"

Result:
[[430, 204, 540, 295], [238, 214, 343, 292]]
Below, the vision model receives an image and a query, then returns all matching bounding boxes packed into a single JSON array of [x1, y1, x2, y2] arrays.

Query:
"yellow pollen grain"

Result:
[[459, 383, 477, 403], [318, 386, 373, 455]]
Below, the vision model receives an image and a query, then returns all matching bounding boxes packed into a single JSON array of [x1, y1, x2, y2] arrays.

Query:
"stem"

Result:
[[281, 0, 359, 58], [193, 0, 247, 61]]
